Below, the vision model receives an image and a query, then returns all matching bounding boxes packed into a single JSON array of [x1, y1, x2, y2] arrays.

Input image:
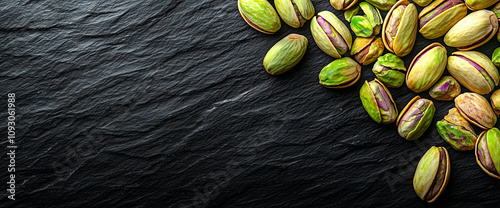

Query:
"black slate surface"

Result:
[[1, 0, 500, 207]]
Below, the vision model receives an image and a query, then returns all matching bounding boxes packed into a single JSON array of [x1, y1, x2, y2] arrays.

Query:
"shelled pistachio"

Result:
[[263, 34, 308, 75], [414, 146, 450, 203], [397, 96, 435, 141], [372, 53, 406, 88], [419, 0, 467, 40], [455, 93, 497, 129], [365, 0, 396, 11], [360, 79, 398, 124], [429, 76, 461, 101], [238, 0, 281, 34], [475, 128, 500, 179], [444, 10, 498, 50], [492, 47, 500, 67], [382, 0, 418, 57], [311, 11, 352, 58], [275, 0, 315, 28], [406, 43, 447, 93], [448, 51, 500, 94], [347, 2, 383, 37], [319, 57, 361, 88], [437, 108, 477, 151]]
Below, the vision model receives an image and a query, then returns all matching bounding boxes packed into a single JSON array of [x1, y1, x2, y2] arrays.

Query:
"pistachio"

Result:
[[429, 76, 461, 101], [382, 0, 418, 57], [406, 43, 447, 93], [348, 2, 383, 37], [455, 93, 497, 129], [351, 37, 384, 65], [465, 0, 500, 11], [372, 53, 406, 88], [263, 34, 308, 75], [365, 0, 396, 11], [491, 89, 500, 116], [238, 0, 281, 34], [397, 96, 435, 141], [275, 0, 315, 28], [413, 0, 433, 7], [444, 10, 498, 51], [330, 0, 358, 10], [311, 11, 353, 58], [494, 2, 500, 18], [492, 47, 500, 67], [360, 79, 398, 124], [447, 51, 500, 94], [344, 5, 360, 22], [419, 0, 467, 40], [437, 108, 477, 151], [413, 146, 450, 203], [319, 57, 361, 88], [475, 128, 500, 179]]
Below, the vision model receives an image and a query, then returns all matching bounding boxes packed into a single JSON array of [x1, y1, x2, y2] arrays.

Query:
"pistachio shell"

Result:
[[263, 34, 308, 75], [397, 96, 435, 141], [475, 128, 500, 179], [491, 89, 500, 116], [365, 0, 396, 11], [406, 43, 447, 93], [448, 51, 500, 94], [455, 93, 497, 129], [372, 53, 406, 88], [413, 0, 433, 7], [330, 0, 358, 10], [465, 0, 500, 10], [344, 5, 360, 22], [238, 0, 281, 34], [349, 2, 383, 37], [429, 76, 461, 101], [319, 57, 361, 88], [275, 0, 315, 28], [414, 146, 450, 203], [419, 0, 467, 39], [492, 47, 500, 67], [311, 11, 353, 58], [360, 79, 398, 124], [444, 10, 498, 51], [437, 108, 477, 151], [382, 0, 418, 57], [351, 37, 384, 65]]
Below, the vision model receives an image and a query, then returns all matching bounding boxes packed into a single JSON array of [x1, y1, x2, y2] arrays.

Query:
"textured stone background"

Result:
[[1, 0, 500, 207]]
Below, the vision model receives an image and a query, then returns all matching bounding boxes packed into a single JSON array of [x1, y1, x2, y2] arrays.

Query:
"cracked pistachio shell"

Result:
[[448, 51, 500, 94], [319, 57, 361, 88], [372, 53, 406, 88], [475, 128, 500, 179], [414, 146, 450, 203], [382, 0, 418, 57], [491, 89, 500, 116], [437, 108, 477, 151], [349, 2, 383, 37], [444, 10, 498, 51], [263, 34, 308, 75], [330, 0, 358, 10], [351, 36, 384, 65], [311, 11, 353, 58], [406, 43, 447, 93], [413, 0, 433, 7], [465, 0, 500, 10], [419, 0, 467, 40], [360, 79, 398, 124], [397, 96, 435, 141], [365, 0, 396, 11], [275, 0, 315, 28], [455, 93, 497, 129], [429, 76, 461, 101], [492, 47, 500, 67], [238, 0, 281, 34]]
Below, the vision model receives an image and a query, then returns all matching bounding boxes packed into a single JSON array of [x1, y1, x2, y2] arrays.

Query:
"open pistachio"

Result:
[[397, 96, 435, 141], [429, 76, 461, 101], [311, 11, 353, 58], [491, 89, 500, 116], [319, 57, 361, 88], [238, 0, 281, 34], [475, 128, 500, 179], [444, 10, 498, 51], [360, 79, 398, 124], [365, 0, 396, 11], [372, 53, 406, 88], [437, 108, 477, 151], [414, 146, 450, 203], [413, 0, 433, 7], [419, 0, 467, 40], [275, 0, 315, 28], [348, 2, 383, 37], [406, 43, 447, 93], [492, 47, 500, 67], [465, 0, 500, 10], [448, 51, 500, 95], [330, 0, 358, 10], [351, 37, 384, 65], [263, 34, 308, 75], [382, 0, 418, 57], [455, 93, 497, 129]]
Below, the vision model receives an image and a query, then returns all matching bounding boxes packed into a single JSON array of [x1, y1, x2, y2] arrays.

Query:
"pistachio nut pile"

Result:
[[238, 0, 500, 203]]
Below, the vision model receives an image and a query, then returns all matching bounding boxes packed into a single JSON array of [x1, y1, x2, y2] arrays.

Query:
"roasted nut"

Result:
[[491, 89, 500, 116], [475, 128, 500, 179], [397, 96, 435, 141], [414, 146, 450, 203], [238, 0, 281, 34], [406, 43, 447, 93], [330, 0, 358, 10], [319, 57, 361, 88], [447, 51, 500, 94], [419, 0, 467, 39], [413, 0, 433, 7], [437, 108, 477, 151], [444, 10, 498, 51], [455, 93, 497, 129], [263, 34, 308, 75], [372, 53, 406, 88], [492, 47, 500, 67], [351, 37, 384, 65], [365, 0, 396, 11], [465, 0, 500, 10], [348, 2, 383, 37], [429, 76, 461, 101], [275, 0, 315, 28], [311, 11, 353, 58], [359, 79, 398, 124], [382, 0, 418, 57]]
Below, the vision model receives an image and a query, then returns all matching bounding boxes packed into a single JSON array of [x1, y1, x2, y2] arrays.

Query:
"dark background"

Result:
[[1, 0, 499, 207]]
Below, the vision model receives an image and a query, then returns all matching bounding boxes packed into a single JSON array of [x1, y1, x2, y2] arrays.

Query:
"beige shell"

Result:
[[455, 93, 497, 129], [330, 0, 358, 10], [418, 0, 467, 39], [382, 0, 418, 57], [310, 11, 353, 58], [444, 10, 498, 51], [475, 130, 500, 180]]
